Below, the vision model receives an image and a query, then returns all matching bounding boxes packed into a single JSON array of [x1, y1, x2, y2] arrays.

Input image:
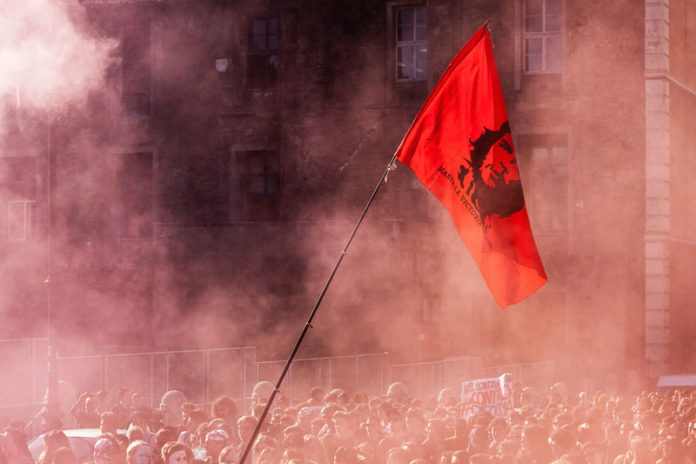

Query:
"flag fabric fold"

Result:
[[395, 24, 547, 308]]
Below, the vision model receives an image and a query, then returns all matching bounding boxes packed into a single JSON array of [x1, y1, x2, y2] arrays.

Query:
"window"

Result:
[[231, 150, 280, 221], [395, 6, 427, 81], [121, 24, 151, 116], [523, 0, 562, 73], [8, 200, 36, 241], [518, 134, 568, 232], [246, 18, 278, 89]]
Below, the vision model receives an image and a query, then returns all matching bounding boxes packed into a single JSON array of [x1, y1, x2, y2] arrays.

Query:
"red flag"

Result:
[[395, 25, 547, 308]]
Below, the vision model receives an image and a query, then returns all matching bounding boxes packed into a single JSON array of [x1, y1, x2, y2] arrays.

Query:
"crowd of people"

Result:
[[2, 379, 696, 464]]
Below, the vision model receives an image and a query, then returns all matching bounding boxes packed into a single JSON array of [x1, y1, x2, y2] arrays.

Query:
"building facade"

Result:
[[0, 0, 694, 388]]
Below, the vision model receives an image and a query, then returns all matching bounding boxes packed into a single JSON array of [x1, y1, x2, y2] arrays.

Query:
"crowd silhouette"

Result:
[[2, 379, 696, 464]]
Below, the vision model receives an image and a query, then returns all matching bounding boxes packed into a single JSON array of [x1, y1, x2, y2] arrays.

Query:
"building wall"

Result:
[[0, 0, 676, 385]]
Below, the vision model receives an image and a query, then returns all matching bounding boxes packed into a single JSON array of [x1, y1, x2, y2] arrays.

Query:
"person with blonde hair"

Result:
[[160, 442, 193, 464], [126, 440, 152, 464]]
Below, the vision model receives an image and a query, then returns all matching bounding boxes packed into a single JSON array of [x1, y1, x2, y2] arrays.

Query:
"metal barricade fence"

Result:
[[0, 338, 48, 426], [482, 360, 557, 393], [389, 357, 485, 400], [1, 340, 558, 431], [57, 346, 256, 412], [255, 353, 390, 403]]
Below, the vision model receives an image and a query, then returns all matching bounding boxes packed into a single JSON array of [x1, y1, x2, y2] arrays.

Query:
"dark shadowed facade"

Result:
[[0, 0, 693, 388]]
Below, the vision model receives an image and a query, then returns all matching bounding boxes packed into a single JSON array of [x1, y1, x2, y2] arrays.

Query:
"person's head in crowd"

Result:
[[688, 419, 696, 442], [308, 387, 325, 406], [449, 450, 468, 464], [404, 409, 425, 437], [2, 427, 32, 463], [182, 409, 208, 435], [549, 382, 568, 405], [520, 424, 550, 460], [386, 382, 409, 405], [204, 429, 230, 463], [580, 441, 603, 464], [319, 405, 340, 431], [236, 415, 258, 448], [282, 425, 304, 450], [552, 411, 572, 430], [159, 391, 187, 427], [251, 404, 266, 420], [333, 446, 362, 464], [636, 410, 659, 438], [495, 440, 518, 464], [155, 428, 177, 455], [127, 426, 145, 444], [101, 411, 120, 435], [51, 447, 77, 464], [437, 388, 456, 408], [660, 434, 685, 461], [38, 429, 71, 464], [323, 388, 346, 406], [217, 445, 239, 464], [131, 394, 145, 411], [386, 447, 410, 464], [117, 389, 130, 407], [367, 397, 382, 413], [356, 442, 374, 464], [96, 391, 111, 412], [488, 417, 508, 445], [548, 427, 574, 459], [161, 442, 193, 464], [126, 441, 152, 464], [94, 436, 121, 464], [519, 387, 534, 408], [468, 454, 492, 464], [627, 435, 652, 462], [302, 434, 327, 464], [296, 407, 318, 433], [253, 446, 278, 464], [467, 426, 488, 455], [425, 418, 448, 443], [407, 459, 426, 464], [332, 411, 355, 440], [281, 448, 303, 463], [210, 397, 238, 427], [251, 382, 274, 406], [311, 418, 326, 437], [400, 442, 422, 461], [129, 411, 149, 432], [362, 416, 382, 441], [507, 410, 524, 429]]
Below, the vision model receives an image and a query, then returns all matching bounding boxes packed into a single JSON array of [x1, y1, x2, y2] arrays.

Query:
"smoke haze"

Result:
[[0, 0, 691, 428]]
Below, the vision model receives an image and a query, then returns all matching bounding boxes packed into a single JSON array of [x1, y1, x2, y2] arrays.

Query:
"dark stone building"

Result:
[[1, 0, 694, 387]]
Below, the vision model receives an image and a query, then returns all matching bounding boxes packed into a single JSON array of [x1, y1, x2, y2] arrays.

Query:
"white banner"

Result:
[[461, 373, 512, 418]]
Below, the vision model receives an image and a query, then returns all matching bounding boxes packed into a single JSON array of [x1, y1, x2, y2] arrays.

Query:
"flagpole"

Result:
[[238, 153, 398, 464]]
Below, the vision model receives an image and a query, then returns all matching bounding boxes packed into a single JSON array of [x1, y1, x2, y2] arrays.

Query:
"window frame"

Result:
[[394, 5, 428, 82], [516, 133, 570, 233], [229, 149, 281, 222], [245, 17, 279, 90], [120, 22, 152, 117], [8, 200, 36, 242], [521, 0, 563, 75]]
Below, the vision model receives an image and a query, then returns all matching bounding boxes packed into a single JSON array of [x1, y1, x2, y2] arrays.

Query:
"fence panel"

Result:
[[389, 357, 484, 401], [207, 347, 256, 412], [255, 353, 390, 404], [482, 360, 556, 393], [0, 339, 47, 429], [58, 347, 257, 411]]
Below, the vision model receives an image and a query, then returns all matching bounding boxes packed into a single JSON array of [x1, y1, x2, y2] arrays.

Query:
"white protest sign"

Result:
[[461, 373, 512, 418]]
